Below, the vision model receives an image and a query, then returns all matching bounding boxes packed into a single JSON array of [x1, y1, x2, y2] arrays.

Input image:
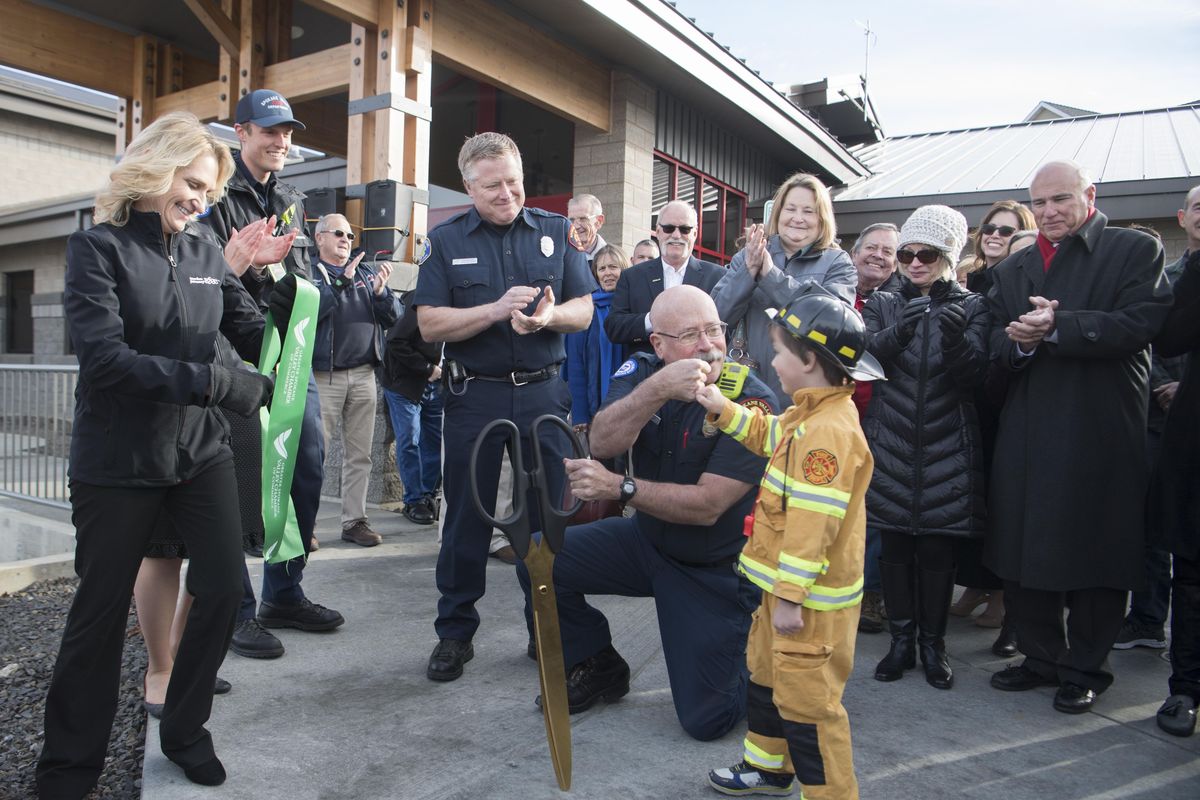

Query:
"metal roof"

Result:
[[834, 104, 1200, 202]]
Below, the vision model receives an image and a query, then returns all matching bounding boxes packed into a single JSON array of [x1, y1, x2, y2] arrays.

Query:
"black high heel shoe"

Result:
[[145, 674, 233, 719]]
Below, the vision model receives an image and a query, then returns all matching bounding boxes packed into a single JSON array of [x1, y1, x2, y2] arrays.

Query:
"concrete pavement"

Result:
[[114, 498, 1200, 798]]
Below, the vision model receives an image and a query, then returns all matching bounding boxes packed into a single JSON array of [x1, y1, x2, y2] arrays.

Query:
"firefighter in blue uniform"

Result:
[[518, 285, 773, 740], [414, 132, 593, 682]]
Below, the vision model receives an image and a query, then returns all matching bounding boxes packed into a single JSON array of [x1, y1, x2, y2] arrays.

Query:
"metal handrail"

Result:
[[0, 364, 79, 509]]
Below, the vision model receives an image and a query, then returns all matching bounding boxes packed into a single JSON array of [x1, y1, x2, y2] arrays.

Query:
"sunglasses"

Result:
[[897, 248, 942, 265], [979, 223, 1016, 237], [324, 229, 356, 241], [658, 224, 694, 235]]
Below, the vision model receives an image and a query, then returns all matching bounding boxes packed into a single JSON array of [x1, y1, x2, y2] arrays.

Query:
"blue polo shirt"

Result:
[[602, 353, 776, 564], [414, 206, 592, 374]]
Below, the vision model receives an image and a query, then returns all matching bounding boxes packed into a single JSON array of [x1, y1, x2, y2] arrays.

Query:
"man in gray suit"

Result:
[[605, 200, 724, 355]]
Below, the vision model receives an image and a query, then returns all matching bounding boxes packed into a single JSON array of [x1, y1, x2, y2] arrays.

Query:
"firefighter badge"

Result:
[[802, 449, 839, 485]]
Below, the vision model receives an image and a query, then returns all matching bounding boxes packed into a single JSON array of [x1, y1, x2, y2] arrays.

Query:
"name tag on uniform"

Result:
[[451, 257, 479, 265]]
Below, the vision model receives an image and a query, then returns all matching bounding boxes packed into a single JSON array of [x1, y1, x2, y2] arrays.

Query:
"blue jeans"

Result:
[[384, 385, 444, 504]]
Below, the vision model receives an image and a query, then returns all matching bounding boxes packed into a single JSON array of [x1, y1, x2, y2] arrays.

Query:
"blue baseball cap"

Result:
[[235, 89, 306, 130]]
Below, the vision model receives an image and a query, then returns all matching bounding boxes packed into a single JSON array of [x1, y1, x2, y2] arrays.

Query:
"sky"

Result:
[[674, 0, 1200, 136]]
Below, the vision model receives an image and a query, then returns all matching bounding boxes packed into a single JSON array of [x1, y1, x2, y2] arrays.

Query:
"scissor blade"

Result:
[[528, 546, 572, 791]]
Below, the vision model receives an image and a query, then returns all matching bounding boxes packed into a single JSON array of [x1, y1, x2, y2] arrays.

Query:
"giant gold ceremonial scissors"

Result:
[[469, 413, 582, 791]]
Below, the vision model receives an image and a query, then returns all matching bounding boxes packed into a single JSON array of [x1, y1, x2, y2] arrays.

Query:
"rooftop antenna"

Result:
[[854, 18, 877, 122]]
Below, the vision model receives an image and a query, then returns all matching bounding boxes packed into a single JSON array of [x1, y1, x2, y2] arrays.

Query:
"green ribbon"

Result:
[[258, 279, 319, 564]]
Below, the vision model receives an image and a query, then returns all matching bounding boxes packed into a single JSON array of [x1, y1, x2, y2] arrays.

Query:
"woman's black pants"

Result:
[[36, 459, 244, 800]]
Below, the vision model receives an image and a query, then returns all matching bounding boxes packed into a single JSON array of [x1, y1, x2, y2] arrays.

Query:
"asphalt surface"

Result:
[[14, 496, 1197, 799]]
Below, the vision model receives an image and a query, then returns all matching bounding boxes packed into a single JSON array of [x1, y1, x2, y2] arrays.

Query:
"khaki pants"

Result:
[[743, 594, 859, 800], [315, 365, 377, 528]]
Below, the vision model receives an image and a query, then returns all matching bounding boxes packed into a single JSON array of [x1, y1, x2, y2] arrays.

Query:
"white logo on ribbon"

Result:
[[273, 429, 293, 459], [292, 317, 310, 347]]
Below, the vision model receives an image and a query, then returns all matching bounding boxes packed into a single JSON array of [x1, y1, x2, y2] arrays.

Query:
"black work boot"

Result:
[[537, 645, 630, 713], [917, 567, 956, 689], [875, 560, 917, 682]]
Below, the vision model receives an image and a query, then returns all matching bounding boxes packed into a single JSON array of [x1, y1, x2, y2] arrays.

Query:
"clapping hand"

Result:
[[372, 261, 393, 295], [938, 302, 968, 346], [492, 286, 540, 324], [1006, 296, 1058, 347], [511, 286, 556, 334], [743, 224, 770, 278], [896, 296, 932, 344], [224, 216, 297, 276]]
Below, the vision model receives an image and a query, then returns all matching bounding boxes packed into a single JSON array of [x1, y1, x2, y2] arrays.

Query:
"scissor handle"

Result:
[[529, 414, 587, 553], [468, 418, 529, 534]]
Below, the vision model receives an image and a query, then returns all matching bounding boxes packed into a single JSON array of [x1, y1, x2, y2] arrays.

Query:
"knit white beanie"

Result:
[[898, 205, 969, 264]]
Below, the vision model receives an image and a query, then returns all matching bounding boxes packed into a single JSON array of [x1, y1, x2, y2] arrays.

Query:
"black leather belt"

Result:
[[469, 364, 561, 385]]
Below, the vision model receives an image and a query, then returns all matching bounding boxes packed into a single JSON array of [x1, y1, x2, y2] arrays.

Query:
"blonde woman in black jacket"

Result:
[[36, 113, 280, 799], [861, 205, 990, 690]]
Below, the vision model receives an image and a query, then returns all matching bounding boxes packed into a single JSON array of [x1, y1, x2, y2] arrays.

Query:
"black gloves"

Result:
[[268, 273, 298, 338], [896, 296, 932, 344], [938, 302, 968, 345], [210, 364, 273, 416]]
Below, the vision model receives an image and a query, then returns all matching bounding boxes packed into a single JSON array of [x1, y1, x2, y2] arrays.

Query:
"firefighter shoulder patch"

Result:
[[738, 397, 772, 415], [802, 449, 839, 485], [612, 359, 637, 378]]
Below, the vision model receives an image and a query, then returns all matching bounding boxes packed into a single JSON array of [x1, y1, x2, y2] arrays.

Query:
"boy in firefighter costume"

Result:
[[698, 287, 882, 798]]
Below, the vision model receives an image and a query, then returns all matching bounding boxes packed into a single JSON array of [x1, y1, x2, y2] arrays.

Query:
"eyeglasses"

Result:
[[896, 248, 942, 265], [323, 229, 356, 241], [655, 322, 727, 347], [979, 223, 1016, 237], [658, 224, 694, 235]]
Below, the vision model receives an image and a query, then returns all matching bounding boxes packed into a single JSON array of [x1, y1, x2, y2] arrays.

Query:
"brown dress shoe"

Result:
[[341, 521, 382, 547], [489, 544, 518, 565]]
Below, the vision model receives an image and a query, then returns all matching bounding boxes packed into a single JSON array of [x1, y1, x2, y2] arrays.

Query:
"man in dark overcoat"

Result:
[[1147, 188, 1200, 737], [984, 160, 1172, 714]]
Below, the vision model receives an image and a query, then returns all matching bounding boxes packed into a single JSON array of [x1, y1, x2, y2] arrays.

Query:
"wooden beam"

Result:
[[299, 0, 377, 28], [345, 23, 375, 188], [403, 0, 432, 207], [434, 0, 610, 131], [266, 0, 293, 63], [1, 0, 133, 98], [236, 0, 267, 105], [155, 81, 225, 122], [129, 35, 158, 140], [183, 0, 241, 55], [262, 44, 353, 103], [159, 45, 185, 94], [217, 0, 239, 121], [371, 0, 406, 183]]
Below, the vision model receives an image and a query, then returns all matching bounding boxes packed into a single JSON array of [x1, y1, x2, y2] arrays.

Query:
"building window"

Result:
[[651, 152, 747, 265], [5, 271, 33, 354]]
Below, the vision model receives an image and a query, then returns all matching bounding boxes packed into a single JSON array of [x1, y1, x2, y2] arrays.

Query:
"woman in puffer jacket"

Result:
[[861, 205, 990, 690]]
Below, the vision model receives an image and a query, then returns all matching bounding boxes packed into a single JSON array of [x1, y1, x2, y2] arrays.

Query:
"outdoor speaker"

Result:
[[362, 180, 414, 260], [306, 187, 338, 221]]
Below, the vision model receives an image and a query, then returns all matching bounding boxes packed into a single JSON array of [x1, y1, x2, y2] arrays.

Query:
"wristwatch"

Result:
[[618, 476, 638, 504]]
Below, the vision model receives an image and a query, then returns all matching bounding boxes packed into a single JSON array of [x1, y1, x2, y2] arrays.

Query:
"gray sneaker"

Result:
[[1112, 619, 1166, 650]]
